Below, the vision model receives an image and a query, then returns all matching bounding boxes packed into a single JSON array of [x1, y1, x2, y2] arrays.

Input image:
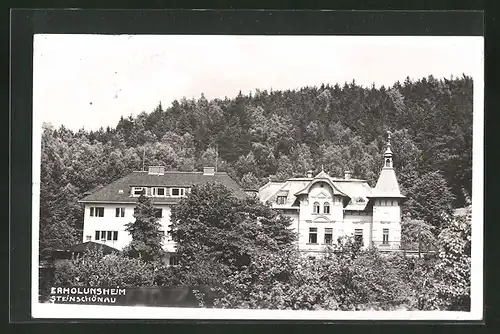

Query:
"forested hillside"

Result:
[[40, 74, 473, 257]]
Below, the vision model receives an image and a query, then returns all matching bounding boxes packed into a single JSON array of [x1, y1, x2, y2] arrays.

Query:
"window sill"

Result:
[[306, 243, 319, 245]]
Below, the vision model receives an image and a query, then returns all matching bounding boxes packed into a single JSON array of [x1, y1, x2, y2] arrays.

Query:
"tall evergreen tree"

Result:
[[124, 191, 165, 262], [404, 171, 456, 233]]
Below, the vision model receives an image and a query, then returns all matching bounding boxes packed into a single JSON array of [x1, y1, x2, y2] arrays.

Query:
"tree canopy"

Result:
[[169, 183, 296, 286]]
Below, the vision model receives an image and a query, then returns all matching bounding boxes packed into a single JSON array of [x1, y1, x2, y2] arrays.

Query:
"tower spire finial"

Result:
[[383, 130, 393, 168]]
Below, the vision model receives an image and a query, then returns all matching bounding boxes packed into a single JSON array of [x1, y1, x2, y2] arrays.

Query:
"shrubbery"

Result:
[[54, 248, 156, 287], [51, 186, 471, 311], [212, 240, 415, 310]]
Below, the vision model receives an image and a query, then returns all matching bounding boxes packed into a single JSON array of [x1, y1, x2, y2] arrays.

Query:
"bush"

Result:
[[53, 248, 156, 287]]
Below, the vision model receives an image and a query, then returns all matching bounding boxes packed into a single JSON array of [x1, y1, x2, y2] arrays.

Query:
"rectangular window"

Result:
[[324, 228, 333, 244], [154, 208, 163, 218], [171, 188, 185, 197], [152, 187, 166, 197], [90, 207, 104, 217], [169, 255, 180, 266], [115, 207, 125, 217], [309, 227, 318, 244], [383, 228, 389, 245], [91, 207, 104, 217], [95, 230, 118, 241], [354, 229, 363, 246], [277, 196, 286, 205], [86, 235, 91, 241], [132, 187, 145, 196], [96, 207, 104, 217]]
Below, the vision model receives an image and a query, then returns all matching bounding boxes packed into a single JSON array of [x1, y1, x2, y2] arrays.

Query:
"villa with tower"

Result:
[[258, 132, 405, 255]]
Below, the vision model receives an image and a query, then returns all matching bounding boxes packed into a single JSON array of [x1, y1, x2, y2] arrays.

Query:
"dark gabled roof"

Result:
[[67, 241, 119, 254], [79, 171, 247, 203]]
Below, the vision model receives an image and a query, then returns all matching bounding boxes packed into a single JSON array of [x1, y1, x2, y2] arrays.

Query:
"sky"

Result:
[[33, 34, 484, 131]]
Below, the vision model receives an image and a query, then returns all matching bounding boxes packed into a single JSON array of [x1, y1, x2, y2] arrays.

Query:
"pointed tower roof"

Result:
[[369, 131, 405, 199]]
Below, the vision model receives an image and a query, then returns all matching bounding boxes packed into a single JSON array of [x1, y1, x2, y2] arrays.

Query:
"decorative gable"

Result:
[[314, 190, 331, 199]]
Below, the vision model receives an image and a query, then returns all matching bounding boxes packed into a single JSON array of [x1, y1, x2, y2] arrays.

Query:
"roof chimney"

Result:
[[148, 166, 164, 175], [203, 167, 215, 176], [306, 170, 313, 178], [344, 171, 352, 180]]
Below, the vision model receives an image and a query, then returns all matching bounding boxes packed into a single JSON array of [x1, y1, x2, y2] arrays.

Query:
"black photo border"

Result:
[[10, 6, 492, 333]]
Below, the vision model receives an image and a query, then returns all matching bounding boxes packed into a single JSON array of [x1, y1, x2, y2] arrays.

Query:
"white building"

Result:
[[79, 166, 247, 264], [258, 133, 405, 255]]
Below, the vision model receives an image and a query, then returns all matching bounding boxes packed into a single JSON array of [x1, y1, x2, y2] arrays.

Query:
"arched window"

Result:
[[323, 202, 330, 214], [313, 202, 320, 214]]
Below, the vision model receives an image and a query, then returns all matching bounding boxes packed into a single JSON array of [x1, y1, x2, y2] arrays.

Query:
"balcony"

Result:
[[371, 240, 439, 256]]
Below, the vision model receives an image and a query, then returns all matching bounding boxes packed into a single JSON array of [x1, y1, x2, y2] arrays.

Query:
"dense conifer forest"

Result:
[[40, 74, 473, 257]]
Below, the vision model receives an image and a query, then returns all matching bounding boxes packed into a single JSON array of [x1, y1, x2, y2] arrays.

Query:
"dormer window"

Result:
[[152, 187, 166, 197], [171, 188, 185, 197], [277, 196, 287, 205], [132, 187, 145, 197]]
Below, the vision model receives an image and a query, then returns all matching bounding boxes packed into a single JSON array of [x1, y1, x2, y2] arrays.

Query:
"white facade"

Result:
[[258, 133, 405, 255], [82, 203, 176, 253], [259, 176, 404, 255]]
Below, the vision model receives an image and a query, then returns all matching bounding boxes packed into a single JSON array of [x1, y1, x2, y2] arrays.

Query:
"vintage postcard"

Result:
[[31, 34, 484, 320]]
